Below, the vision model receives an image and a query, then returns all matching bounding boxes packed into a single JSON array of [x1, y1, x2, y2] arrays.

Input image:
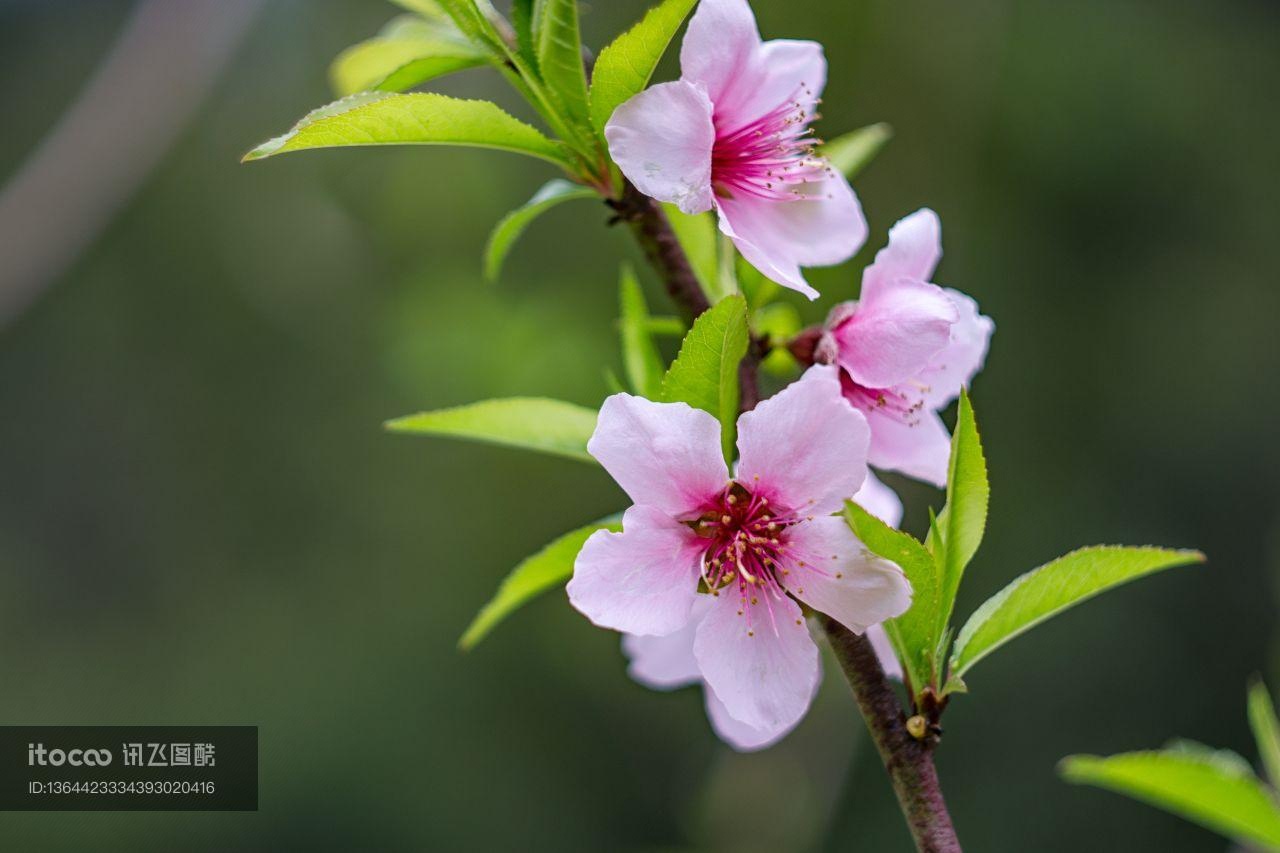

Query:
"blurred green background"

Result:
[[1, 0, 1277, 849]]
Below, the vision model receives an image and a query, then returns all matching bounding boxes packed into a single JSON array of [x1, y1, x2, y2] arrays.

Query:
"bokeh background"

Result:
[[2, 0, 1278, 849]]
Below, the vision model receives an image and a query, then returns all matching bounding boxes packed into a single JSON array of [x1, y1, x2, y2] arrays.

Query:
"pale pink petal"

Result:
[[867, 624, 903, 681], [679, 0, 761, 107], [704, 662, 821, 751], [854, 471, 904, 529], [621, 596, 709, 689], [588, 394, 729, 518], [716, 171, 867, 300], [834, 277, 958, 389], [861, 208, 943, 300], [567, 505, 705, 636], [693, 588, 819, 733], [736, 365, 869, 516], [919, 288, 995, 409], [864, 406, 952, 488], [777, 516, 911, 633], [605, 81, 716, 215], [704, 687, 789, 751], [715, 39, 826, 132]]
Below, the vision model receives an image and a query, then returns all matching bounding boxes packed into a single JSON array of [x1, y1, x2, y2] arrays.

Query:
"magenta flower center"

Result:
[[689, 482, 825, 636], [710, 87, 833, 203], [839, 370, 926, 426]]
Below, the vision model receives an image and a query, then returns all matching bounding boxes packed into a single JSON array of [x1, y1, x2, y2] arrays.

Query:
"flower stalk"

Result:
[[824, 616, 961, 852]]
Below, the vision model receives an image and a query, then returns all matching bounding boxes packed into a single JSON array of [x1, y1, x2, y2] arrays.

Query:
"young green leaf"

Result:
[[484, 179, 596, 281], [662, 205, 719, 295], [329, 16, 488, 96], [385, 398, 599, 462], [459, 516, 622, 649], [390, 0, 452, 19], [659, 295, 749, 462], [844, 500, 943, 691], [1248, 679, 1280, 786], [431, 0, 506, 54], [618, 265, 666, 398], [1060, 748, 1280, 850], [821, 123, 893, 180], [934, 390, 989, 634], [645, 316, 686, 337], [588, 0, 698, 133], [242, 92, 571, 167], [536, 0, 592, 132], [511, 0, 539, 68], [949, 546, 1204, 680]]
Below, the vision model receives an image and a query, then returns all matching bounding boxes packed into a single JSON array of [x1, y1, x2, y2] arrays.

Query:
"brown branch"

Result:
[[608, 181, 710, 321], [823, 617, 962, 852]]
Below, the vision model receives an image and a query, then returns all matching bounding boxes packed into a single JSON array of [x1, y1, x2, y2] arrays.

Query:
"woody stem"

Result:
[[823, 617, 962, 852]]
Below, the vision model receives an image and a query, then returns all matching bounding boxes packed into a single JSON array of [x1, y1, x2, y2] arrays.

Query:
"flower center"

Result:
[[710, 86, 833, 203], [839, 371, 927, 426], [688, 482, 811, 635]]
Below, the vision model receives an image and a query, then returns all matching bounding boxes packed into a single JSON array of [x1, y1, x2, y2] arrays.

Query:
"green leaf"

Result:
[[949, 546, 1204, 680], [432, 0, 505, 53], [1249, 679, 1280, 786], [330, 16, 488, 96], [511, 0, 538, 67], [659, 295, 749, 462], [588, 0, 698, 133], [662, 205, 718, 296], [1060, 749, 1280, 850], [619, 265, 666, 398], [821, 123, 893, 180], [459, 516, 622, 649], [243, 93, 571, 166], [537, 0, 591, 131], [934, 390, 989, 634], [390, 0, 452, 19], [844, 501, 943, 692], [645, 316, 686, 337], [484, 179, 596, 281], [385, 397, 598, 462]]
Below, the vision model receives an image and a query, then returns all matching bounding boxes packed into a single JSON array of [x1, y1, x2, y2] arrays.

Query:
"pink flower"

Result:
[[819, 208, 994, 487], [568, 366, 911, 749], [603, 0, 866, 300]]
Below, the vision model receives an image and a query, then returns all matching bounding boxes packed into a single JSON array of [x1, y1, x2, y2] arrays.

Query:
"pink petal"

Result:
[[834, 276, 958, 389], [864, 406, 952, 488], [714, 39, 826, 134], [605, 81, 716, 215], [920, 288, 995, 409], [703, 687, 791, 751], [716, 171, 867, 300], [704, 666, 820, 751], [588, 393, 729, 518], [862, 208, 943, 300], [621, 596, 709, 689], [867, 624, 903, 681], [567, 505, 705, 636], [736, 365, 869, 516], [679, 0, 761, 107], [693, 587, 819, 733], [777, 516, 912, 633], [854, 471, 904, 529]]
